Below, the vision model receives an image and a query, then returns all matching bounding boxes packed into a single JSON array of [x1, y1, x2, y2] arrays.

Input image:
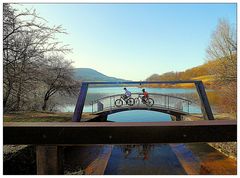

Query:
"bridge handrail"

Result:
[[91, 92, 192, 104]]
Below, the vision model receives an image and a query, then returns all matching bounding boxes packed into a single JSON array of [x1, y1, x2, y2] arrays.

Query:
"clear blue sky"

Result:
[[12, 3, 236, 80]]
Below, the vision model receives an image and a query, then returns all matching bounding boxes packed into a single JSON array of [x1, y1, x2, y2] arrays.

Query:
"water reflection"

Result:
[[119, 144, 154, 160], [108, 110, 171, 122], [104, 144, 187, 175]]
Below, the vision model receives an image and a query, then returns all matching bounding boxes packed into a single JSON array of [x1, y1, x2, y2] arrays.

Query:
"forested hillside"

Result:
[[146, 59, 218, 88]]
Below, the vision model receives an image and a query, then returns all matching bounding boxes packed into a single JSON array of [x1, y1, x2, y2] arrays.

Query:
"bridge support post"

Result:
[[176, 115, 182, 121], [171, 115, 182, 121], [195, 81, 214, 120], [72, 82, 89, 122], [36, 145, 64, 175]]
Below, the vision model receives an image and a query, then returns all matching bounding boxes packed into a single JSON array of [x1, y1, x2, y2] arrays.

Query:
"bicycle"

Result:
[[114, 95, 135, 107], [135, 94, 154, 107]]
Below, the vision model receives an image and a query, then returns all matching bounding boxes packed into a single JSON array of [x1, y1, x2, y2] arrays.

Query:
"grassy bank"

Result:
[[3, 111, 103, 122], [3, 111, 73, 122]]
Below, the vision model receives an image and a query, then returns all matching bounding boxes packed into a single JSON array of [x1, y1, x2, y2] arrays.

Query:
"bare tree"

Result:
[[3, 4, 72, 111], [40, 56, 79, 111], [3, 4, 73, 112], [206, 19, 237, 84], [206, 19, 237, 114]]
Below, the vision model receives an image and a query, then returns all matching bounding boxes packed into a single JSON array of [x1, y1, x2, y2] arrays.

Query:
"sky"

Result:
[[11, 3, 237, 81]]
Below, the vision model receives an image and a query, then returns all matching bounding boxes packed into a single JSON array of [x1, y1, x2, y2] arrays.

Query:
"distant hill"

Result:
[[72, 68, 129, 82], [146, 60, 218, 88]]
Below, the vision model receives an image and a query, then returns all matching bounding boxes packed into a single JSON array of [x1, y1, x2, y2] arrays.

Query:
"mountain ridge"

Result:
[[72, 68, 129, 82]]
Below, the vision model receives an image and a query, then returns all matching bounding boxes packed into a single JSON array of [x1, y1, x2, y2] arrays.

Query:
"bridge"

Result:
[[73, 81, 214, 121], [91, 93, 192, 120]]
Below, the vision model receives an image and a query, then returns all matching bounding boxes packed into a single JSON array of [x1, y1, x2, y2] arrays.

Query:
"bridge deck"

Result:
[[93, 105, 189, 116]]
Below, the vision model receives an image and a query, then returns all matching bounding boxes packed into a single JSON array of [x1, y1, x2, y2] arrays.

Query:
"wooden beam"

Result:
[[36, 146, 63, 175], [4, 120, 236, 144]]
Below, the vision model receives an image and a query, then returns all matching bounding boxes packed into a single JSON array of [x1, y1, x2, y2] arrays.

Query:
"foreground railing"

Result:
[[4, 120, 236, 144], [4, 120, 237, 174]]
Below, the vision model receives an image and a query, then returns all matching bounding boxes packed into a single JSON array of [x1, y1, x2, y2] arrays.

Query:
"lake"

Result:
[[59, 86, 203, 122]]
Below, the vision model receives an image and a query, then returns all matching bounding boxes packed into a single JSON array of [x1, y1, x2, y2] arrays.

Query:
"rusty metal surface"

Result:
[[4, 120, 236, 145]]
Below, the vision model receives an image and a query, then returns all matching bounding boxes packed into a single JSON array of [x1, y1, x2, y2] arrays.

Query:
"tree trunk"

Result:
[[42, 99, 47, 111], [42, 96, 49, 111], [3, 86, 12, 110], [15, 58, 26, 111], [15, 77, 23, 111]]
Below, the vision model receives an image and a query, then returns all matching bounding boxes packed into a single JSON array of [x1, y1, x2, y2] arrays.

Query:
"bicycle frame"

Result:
[[135, 94, 145, 104], [120, 95, 130, 103]]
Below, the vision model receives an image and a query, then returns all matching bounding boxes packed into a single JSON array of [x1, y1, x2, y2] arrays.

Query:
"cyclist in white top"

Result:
[[123, 87, 131, 100]]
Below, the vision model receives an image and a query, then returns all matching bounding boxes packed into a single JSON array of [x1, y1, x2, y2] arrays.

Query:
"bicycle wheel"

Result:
[[146, 98, 154, 107], [134, 98, 140, 105], [115, 99, 123, 107], [126, 97, 135, 106]]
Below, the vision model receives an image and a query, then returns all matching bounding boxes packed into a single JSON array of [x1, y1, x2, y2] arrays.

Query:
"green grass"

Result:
[[3, 111, 73, 122]]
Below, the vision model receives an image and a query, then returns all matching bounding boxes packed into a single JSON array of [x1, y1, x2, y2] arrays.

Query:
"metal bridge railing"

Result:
[[91, 93, 192, 114]]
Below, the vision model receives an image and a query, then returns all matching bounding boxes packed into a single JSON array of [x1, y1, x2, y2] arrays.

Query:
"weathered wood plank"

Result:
[[4, 120, 236, 145]]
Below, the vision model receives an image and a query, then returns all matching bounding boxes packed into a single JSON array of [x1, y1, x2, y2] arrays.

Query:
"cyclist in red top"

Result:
[[142, 89, 149, 103]]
